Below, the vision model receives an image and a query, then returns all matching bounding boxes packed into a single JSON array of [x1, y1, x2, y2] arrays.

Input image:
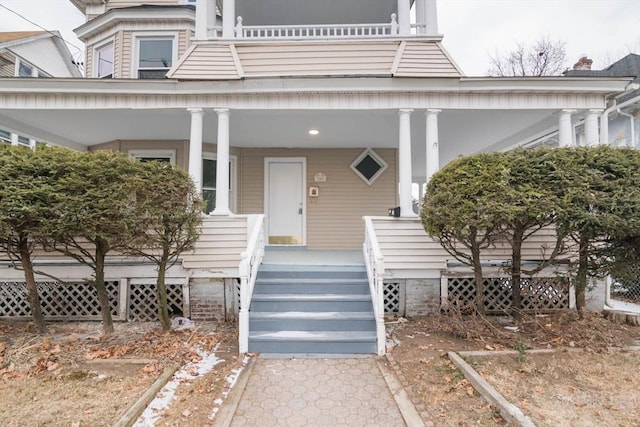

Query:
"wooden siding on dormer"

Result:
[[236, 42, 398, 77], [170, 43, 242, 80], [169, 40, 461, 80], [394, 41, 460, 77]]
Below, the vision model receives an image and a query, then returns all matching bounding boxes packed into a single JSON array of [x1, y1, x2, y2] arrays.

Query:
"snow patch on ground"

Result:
[[208, 355, 251, 420], [133, 343, 224, 427]]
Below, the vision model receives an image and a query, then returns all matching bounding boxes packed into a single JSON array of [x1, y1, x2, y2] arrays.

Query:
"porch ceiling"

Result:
[[0, 108, 554, 180], [234, 0, 398, 26]]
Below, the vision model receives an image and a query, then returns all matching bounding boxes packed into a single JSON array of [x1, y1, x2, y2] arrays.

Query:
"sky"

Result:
[[0, 0, 639, 76]]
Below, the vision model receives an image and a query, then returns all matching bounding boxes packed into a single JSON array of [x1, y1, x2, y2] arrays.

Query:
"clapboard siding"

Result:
[[0, 52, 15, 77], [372, 218, 565, 276], [394, 41, 461, 77], [239, 148, 396, 250], [236, 41, 397, 76], [121, 30, 132, 78], [181, 217, 247, 270], [169, 44, 241, 79]]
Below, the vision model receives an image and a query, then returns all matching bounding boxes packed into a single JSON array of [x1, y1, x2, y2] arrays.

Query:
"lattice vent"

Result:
[[0, 281, 119, 319], [383, 281, 404, 314], [447, 277, 569, 313], [128, 282, 185, 321]]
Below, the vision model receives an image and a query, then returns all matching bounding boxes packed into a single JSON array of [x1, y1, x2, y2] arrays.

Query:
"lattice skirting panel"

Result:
[[0, 279, 188, 322], [127, 279, 187, 321], [383, 281, 405, 315], [446, 277, 570, 313]]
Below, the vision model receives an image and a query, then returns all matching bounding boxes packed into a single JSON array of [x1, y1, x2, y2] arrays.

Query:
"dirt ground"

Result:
[[387, 310, 640, 426], [0, 319, 241, 427], [1, 310, 639, 427]]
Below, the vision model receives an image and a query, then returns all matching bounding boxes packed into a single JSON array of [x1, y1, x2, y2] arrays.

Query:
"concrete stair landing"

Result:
[[248, 264, 377, 354]]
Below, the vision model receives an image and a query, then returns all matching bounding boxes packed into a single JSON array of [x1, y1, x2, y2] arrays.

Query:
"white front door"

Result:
[[264, 157, 306, 245]]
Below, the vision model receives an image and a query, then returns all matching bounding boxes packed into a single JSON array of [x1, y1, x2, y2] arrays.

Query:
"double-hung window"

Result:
[[202, 153, 236, 214], [95, 40, 114, 78], [134, 35, 175, 79]]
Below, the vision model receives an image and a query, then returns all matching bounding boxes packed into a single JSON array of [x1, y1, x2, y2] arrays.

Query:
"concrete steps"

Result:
[[248, 264, 376, 354]]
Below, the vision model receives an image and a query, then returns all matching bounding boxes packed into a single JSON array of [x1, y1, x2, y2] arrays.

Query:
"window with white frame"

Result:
[[134, 35, 175, 79], [95, 40, 114, 78], [0, 129, 11, 145], [350, 148, 388, 185], [16, 59, 35, 77], [202, 153, 236, 214], [129, 149, 176, 165]]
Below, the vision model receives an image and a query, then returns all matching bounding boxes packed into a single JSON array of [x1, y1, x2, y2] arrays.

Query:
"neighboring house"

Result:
[[564, 54, 640, 149], [0, 31, 82, 147], [0, 0, 636, 354]]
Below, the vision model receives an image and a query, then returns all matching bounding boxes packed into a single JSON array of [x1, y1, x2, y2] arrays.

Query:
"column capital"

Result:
[[398, 108, 414, 115], [587, 108, 603, 115], [214, 108, 230, 115], [426, 108, 442, 115], [560, 109, 577, 115], [187, 107, 204, 115]]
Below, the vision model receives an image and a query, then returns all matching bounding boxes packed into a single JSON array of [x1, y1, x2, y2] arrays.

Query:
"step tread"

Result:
[[250, 311, 375, 320], [249, 330, 377, 341], [256, 278, 368, 284], [252, 294, 371, 301]]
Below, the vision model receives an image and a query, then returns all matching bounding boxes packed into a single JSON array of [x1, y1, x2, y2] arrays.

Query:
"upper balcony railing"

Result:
[[206, 15, 429, 41]]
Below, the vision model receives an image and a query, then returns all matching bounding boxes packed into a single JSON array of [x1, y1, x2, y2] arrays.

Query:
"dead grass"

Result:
[[388, 310, 640, 426]]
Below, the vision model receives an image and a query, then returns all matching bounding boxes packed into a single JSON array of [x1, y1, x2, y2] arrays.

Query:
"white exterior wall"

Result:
[[10, 38, 78, 77]]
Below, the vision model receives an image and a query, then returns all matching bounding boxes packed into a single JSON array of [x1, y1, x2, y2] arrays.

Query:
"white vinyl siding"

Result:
[[239, 148, 397, 250]]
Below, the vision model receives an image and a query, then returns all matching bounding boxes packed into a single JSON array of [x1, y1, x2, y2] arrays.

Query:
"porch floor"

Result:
[[262, 249, 364, 266]]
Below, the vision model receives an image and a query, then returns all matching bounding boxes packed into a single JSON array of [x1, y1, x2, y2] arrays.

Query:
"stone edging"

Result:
[[213, 356, 256, 427], [113, 365, 179, 427], [384, 353, 434, 426], [448, 352, 536, 427]]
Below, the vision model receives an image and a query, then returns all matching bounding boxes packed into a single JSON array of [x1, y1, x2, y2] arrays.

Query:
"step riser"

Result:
[[251, 300, 373, 312], [257, 271, 367, 280], [249, 318, 376, 331], [253, 284, 369, 294], [248, 340, 377, 354]]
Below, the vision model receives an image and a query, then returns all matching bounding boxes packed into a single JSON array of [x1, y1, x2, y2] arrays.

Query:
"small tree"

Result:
[[558, 146, 640, 316], [41, 150, 142, 334], [498, 148, 568, 315], [422, 153, 510, 312], [488, 36, 566, 76], [0, 145, 59, 333], [126, 161, 203, 330]]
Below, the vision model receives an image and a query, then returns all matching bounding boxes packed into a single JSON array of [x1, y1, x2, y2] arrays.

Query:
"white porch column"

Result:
[[397, 0, 411, 36], [222, 0, 236, 39], [415, 0, 426, 34], [212, 108, 232, 216], [425, 0, 439, 36], [195, 0, 209, 40], [188, 108, 204, 194], [584, 109, 601, 146], [398, 109, 416, 217], [425, 109, 441, 183], [558, 109, 576, 147]]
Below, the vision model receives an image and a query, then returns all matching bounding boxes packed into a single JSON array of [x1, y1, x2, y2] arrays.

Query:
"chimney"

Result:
[[573, 55, 593, 71]]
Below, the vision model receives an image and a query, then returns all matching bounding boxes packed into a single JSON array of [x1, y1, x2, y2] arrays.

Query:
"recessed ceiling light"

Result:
[[308, 129, 319, 135]]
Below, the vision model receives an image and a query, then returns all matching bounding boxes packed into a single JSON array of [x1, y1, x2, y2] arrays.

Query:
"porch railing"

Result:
[[363, 216, 385, 356], [238, 214, 265, 353]]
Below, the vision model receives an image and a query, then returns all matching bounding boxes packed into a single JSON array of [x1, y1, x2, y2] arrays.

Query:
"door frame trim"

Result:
[[264, 157, 307, 246]]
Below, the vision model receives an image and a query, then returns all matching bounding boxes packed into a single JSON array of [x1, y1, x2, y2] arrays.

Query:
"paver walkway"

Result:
[[230, 357, 407, 426]]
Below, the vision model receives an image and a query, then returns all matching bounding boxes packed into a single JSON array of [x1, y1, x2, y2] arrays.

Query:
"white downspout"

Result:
[[601, 84, 640, 145]]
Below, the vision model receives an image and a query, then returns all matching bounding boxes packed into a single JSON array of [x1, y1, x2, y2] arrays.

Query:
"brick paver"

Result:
[[230, 357, 406, 426]]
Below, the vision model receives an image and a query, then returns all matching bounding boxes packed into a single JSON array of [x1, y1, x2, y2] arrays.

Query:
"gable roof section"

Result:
[[168, 40, 462, 80], [0, 31, 46, 44]]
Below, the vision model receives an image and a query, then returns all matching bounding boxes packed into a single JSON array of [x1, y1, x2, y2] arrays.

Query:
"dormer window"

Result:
[[133, 34, 176, 79], [95, 40, 114, 78]]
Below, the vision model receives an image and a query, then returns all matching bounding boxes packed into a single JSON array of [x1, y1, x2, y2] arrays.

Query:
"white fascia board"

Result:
[[0, 76, 632, 96], [74, 7, 195, 40]]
